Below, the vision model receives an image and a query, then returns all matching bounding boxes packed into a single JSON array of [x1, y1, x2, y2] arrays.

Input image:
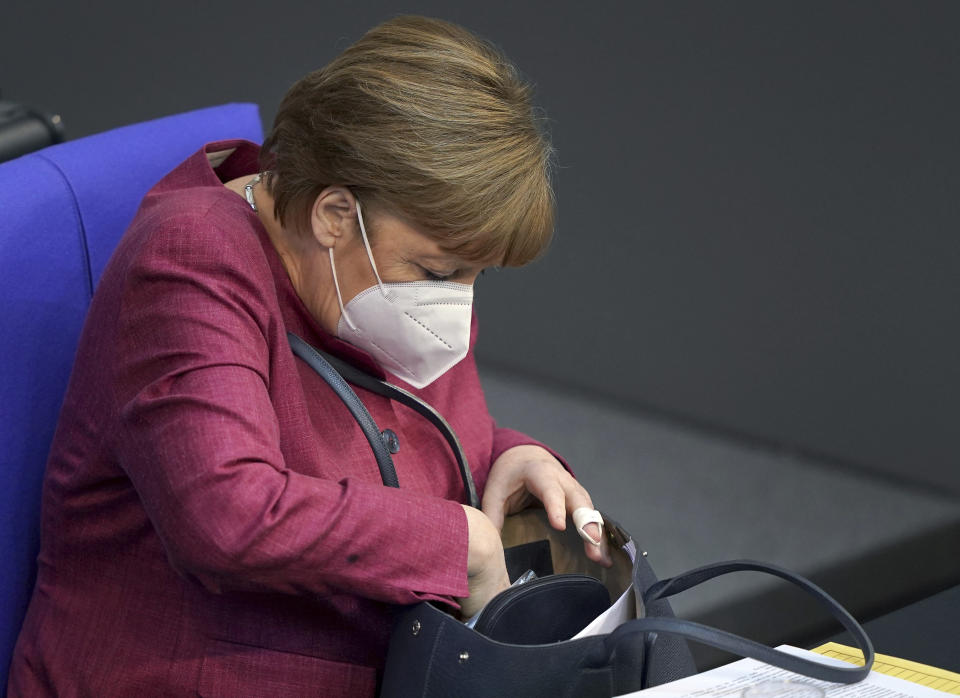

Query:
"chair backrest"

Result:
[[0, 103, 263, 689]]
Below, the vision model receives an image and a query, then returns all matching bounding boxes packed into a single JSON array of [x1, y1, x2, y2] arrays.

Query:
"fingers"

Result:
[[580, 522, 602, 548], [518, 478, 614, 569], [483, 446, 539, 530], [537, 482, 568, 531], [485, 446, 614, 567], [582, 522, 602, 545], [480, 479, 508, 531], [572, 508, 613, 568], [583, 535, 613, 567], [572, 507, 604, 545], [556, 477, 594, 530], [520, 460, 593, 533]]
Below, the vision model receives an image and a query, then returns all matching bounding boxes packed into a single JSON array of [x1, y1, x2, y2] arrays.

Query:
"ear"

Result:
[[308, 186, 358, 250]]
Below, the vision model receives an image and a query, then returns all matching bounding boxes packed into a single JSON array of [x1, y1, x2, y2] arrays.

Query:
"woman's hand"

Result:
[[458, 504, 511, 618], [482, 445, 613, 567]]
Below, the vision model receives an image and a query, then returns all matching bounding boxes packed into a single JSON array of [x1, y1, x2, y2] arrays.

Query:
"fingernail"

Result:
[[581, 523, 602, 546]]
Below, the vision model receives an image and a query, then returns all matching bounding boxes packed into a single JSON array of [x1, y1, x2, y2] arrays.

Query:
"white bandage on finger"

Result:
[[572, 507, 604, 546]]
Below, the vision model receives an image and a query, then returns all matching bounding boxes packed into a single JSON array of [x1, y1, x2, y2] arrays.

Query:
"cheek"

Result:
[[376, 258, 420, 284], [364, 242, 424, 284], [337, 246, 381, 303]]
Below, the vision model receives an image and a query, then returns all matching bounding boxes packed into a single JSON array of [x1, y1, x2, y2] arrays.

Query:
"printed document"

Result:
[[617, 645, 953, 696]]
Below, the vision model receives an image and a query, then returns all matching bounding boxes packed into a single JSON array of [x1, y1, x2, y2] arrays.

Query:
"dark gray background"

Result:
[[4, 0, 958, 492]]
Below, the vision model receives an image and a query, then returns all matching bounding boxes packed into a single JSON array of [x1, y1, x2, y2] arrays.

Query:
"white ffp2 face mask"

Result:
[[329, 202, 474, 389]]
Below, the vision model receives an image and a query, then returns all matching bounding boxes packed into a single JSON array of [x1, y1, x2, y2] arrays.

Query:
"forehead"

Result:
[[367, 210, 439, 251]]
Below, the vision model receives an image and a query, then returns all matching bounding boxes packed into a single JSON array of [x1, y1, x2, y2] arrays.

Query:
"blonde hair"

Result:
[[259, 15, 555, 266]]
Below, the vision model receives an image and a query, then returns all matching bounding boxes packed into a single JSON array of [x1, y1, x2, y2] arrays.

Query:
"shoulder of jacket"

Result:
[[130, 187, 266, 264]]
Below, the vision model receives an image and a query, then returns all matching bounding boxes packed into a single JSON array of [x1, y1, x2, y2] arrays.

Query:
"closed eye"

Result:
[[421, 265, 454, 281]]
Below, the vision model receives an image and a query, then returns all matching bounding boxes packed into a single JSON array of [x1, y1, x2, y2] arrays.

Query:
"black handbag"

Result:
[[380, 511, 874, 697], [287, 333, 875, 696]]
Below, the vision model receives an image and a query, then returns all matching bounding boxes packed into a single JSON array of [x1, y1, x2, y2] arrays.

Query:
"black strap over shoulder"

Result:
[[287, 332, 480, 509], [288, 332, 400, 489]]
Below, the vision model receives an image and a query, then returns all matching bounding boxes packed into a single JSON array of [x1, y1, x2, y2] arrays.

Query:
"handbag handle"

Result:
[[288, 332, 400, 488], [287, 332, 480, 508], [591, 559, 874, 684]]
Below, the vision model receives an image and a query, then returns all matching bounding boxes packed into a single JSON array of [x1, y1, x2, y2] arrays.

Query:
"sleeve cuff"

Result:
[[325, 478, 470, 606]]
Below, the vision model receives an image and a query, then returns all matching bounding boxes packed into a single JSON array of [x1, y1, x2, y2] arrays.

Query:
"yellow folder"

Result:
[[812, 642, 960, 695]]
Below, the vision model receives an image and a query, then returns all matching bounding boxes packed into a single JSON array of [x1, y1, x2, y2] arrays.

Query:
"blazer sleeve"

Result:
[[111, 210, 468, 606]]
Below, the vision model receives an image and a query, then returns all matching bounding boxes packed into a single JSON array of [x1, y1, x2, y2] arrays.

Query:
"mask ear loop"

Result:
[[355, 200, 387, 292], [328, 247, 358, 332], [327, 198, 384, 333]]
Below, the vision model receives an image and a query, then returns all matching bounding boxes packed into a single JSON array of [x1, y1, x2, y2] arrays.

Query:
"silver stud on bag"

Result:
[[459, 651, 469, 664], [411, 620, 421, 636]]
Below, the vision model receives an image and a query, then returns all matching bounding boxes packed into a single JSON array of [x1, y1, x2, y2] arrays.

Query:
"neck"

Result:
[[254, 184, 302, 281], [226, 175, 344, 336], [226, 175, 299, 282]]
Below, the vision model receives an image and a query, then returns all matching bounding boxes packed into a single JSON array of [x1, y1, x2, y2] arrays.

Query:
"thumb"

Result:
[[480, 483, 507, 532]]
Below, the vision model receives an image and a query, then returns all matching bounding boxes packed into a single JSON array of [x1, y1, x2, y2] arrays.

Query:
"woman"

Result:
[[9, 15, 609, 697]]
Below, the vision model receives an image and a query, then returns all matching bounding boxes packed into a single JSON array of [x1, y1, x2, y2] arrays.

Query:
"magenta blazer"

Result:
[[9, 141, 551, 697]]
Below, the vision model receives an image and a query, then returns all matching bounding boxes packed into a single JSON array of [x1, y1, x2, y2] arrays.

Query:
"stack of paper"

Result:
[[617, 643, 960, 696]]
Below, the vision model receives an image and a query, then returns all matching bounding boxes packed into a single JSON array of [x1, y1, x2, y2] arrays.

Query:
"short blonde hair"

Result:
[[259, 15, 555, 266]]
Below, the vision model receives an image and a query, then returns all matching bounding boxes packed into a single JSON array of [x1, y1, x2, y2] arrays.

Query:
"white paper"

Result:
[[617, 645, 952, 697], [572, 584, 637, 639], [570, 538, 642, 639]]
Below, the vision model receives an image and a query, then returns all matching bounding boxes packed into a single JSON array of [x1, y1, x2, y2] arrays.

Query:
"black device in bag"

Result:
[[287, 333, 874, 696], [472, 574, 611, 644]]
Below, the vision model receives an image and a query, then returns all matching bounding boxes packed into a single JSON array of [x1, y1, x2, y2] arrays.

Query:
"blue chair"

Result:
[[0, 103, 263, 690]]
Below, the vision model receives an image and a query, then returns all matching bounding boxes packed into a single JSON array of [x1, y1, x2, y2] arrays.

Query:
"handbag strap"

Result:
[[593, 559, 874, 684], [287, 332, 480, 509], [288, 332, 400, 489]]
